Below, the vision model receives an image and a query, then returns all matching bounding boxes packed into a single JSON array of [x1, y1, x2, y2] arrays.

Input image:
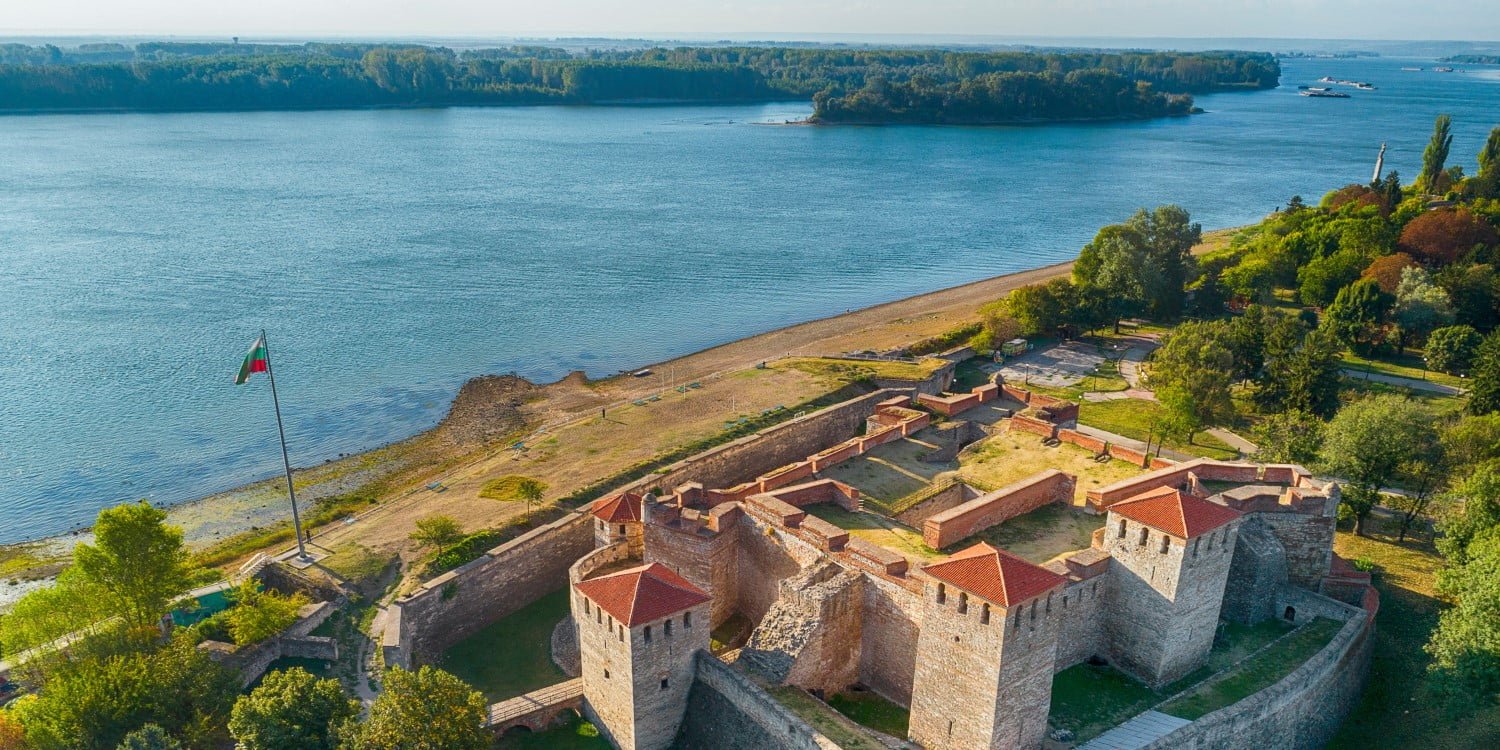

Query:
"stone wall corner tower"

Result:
[[1103, 488, 1242, 687], [909, 542, 1067, 750], [572, 562, 711, 750]]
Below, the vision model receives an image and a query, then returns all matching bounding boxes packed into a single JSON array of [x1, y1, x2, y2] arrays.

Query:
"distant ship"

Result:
[[1301, 88, 1350, 98], [1434, 66, 1456, 73], [1401, 67, 1423, 71]]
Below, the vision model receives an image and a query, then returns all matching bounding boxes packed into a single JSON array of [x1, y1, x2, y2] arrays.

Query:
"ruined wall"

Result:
[[734, 511, 819, 626], [857, 574, 922, 707], [675, 654, 840, 750], [1253, 512, 1336, 589], [922, 470, 1076, 549], [1139, 594, 1374, 750], [391, 510, 595, 660], [741, 562, 864, 694]]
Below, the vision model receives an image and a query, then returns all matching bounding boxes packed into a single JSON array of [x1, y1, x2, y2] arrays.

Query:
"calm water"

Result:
[[2, 57, 1497, 543]]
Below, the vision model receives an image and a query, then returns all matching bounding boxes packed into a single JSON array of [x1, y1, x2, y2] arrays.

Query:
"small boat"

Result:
[[1355, 83, 1377, 90], [1317, 76, 1337, 83], [1434, 66, 1455, 73], [1301, 88, 1350, 98], [1401, 66, 1423, 71]]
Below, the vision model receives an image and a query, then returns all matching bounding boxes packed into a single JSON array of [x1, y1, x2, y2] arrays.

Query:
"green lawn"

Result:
[[441, 588, 569, 702], [1159, 617, 1343, 719], [1048, 619, 1298, 741], [1338, 377, 1465, 416], [1339, 351, 1464, 389], [952, 358, 993, 391], [777, 357, 949, 386], [493, 712, 611, 750], [1076, 398, 1239, 460], [1326, 526, 1500, 750], [827, 689, 910, 738], [767, 686, 885, 749]]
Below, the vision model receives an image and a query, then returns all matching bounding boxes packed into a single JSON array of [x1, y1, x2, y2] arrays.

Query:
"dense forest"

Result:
[[0, 42, 1278, 122], [1442, 54, 1500, 65]]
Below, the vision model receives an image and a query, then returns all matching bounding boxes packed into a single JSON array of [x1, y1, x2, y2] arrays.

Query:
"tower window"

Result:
[[660, 678, 670, 690], [645, 626, 652, 643], [584, 600, 591, 615], [1045, 592, 1052, 614], [618, 524, 626, 535], [684, 611, 692, 628], [665, 620, 673, 637], [1192, 537, 1200, 557], [936, 583, 946, 605], [958, 592, 968, 615], [1013, 610, 1021, 630], [1159, 535, 1170, 554], [604, 669, 610, 679], [1118, 519, 1127, 538], [1206, 533, 1213, 551], [1138, 527, 1149, 546], [596, 608, 602, 625], [618, 628, 624, 643], [1030, 600, 1037, 622], [981, 603, 990, 624]]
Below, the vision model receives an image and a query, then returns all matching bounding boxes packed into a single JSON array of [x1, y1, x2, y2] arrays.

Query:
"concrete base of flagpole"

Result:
[[277, 548, 328, 569]]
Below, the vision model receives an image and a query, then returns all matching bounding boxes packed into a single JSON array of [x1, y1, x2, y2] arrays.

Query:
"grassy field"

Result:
[[827, 689, 910, 738], [776, 356, 950, 387], [1339, 351, 1464, 389], [1160, 617, 1343, 719], [767, 685, 885, 749], [441, 588, 569, 702], [963, 503, 1102, 562], [1076, 398, 1239, 460], [1326, 525, 1500, 750], [479, 475, 548, 502], [1048, 618, 1298, 741], [493, 712, 611, 750], [1338, 375, 1466, 416], [802, 504, 938, 561], [956, 433, 1144, 504]]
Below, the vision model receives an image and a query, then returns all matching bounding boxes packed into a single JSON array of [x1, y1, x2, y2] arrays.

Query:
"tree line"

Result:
[[0, 42, 1277, 116]]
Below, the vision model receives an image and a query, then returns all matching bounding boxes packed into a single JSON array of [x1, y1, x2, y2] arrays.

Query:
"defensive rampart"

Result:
[[676, 653, 841, 750], [922, 470, 1076, 549]]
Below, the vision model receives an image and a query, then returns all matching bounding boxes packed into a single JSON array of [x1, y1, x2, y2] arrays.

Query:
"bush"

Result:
[[908, 322, 982, 356], [226, 581, 309, 646], [1427, 324, 1483, 374]]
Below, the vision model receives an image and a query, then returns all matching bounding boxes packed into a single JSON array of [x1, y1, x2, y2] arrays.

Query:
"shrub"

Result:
[[1427, 324, 1483, 374]]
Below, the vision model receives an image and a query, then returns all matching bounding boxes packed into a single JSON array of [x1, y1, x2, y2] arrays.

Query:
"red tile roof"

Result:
[[1111, 489, 1240, 538], [922, 542, 1066, 607], [574, 563, 710, 627], [591, 492, 643, 523]]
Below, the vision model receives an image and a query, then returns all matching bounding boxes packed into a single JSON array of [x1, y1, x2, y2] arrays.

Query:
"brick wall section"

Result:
[[916, 390, 982, 416], [922, 470, 1076, 549], [1139, 592, 1374, 750], [1106, 443, 1153, 469], [1057, 428, 1107, 453], [675, 653, 841, 750], [1088, 459, 1268, 507], [809, 441, 861, 472], [893, 480, 977, 528], [759, 479, 861, 512], [756, 461, 815, 493], [1009, 413, 1059, 439], [857, 424, 903, 452], [390, 510, 595, 661]]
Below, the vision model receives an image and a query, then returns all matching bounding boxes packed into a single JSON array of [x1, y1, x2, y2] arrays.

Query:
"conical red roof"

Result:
[[591, 492, 644, 523], [574, 563, 710, 627], [1111, 488, 1240, 538], [922, 542, 1066, 607]]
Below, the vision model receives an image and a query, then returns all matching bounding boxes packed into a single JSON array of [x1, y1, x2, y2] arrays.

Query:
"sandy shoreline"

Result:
[[2, 229, 1234, 572]]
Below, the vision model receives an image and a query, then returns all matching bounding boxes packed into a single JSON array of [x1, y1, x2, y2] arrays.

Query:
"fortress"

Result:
[[382, 369, 1376, 750]]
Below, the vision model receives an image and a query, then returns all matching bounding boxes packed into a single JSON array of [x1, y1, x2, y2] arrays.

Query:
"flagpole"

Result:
[[261, 329, 309, 561]]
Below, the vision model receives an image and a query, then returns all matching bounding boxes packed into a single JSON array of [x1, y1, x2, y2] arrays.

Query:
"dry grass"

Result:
[[776, 356, 949, 386], [817, 436, 950, 504], [957, 433, 1144, 504]]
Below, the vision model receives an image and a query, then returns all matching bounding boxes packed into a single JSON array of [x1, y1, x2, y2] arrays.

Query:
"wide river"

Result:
[[1, 56, 1497, 543]]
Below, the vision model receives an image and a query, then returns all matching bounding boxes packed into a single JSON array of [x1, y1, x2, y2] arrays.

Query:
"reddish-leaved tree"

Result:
[[1398, 208, 1499, 265], [1361, 252, 1418, 293]]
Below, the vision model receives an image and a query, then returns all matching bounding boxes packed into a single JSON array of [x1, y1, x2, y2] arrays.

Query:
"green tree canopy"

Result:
[[339, 667, 488, 750], [1426, 324, 1483, 374], [73, 501, 191, 629], [1467, 329, 1500, 415], [1005, 277, 1080, 337], [1393, 266, 1455, 350], [116, 724, 182, 750], [1419, 114, 1455, 194], [1251, 410, 1326, 465], [409, 515, 464, 551], [229, 667, 358, 750], [1319, 394, 1436, 535], [1146, 320, 1235, 440], [1323, 278, 1393, 354], [1259, 326, 1343, 418], [1427, 525, 1500, 704]]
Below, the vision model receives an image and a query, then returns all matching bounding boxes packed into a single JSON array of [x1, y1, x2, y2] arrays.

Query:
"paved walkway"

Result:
[[1072, 424, 1195, 463], [1205, 427, 1257, 455], [1339, 368, 1461, 395], [1076, 710, 1191, 750]]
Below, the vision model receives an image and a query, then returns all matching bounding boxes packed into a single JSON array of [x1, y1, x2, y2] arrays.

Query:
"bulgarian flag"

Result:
[[234, 334, 270, 385]]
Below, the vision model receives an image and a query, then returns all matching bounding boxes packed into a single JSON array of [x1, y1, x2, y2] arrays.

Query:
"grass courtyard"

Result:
[[441, 587, 570, 703], [494, 712, 611, 750], [955, 434, 1144, 504], [827, 688, 910, 738], [1047, 617, 1321, 741]]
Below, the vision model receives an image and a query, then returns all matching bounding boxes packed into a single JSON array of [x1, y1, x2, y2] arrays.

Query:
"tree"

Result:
[[514, 477, 545, 521], [971, 310, 1022, 352], [1468, 329, 1500, 415], [1378, 170, 1404, 211], [1436, 263, 1500, 332], [116, 724, 181, 750], [1418, 114, 1454, 194], [1426, 525, 1500, 704], [1361, 252, 1418, 294], [1322, 278, 1393, 354], [340, 667, 488, 750], [1129, 205, 1201, 319], [225, 582, 308, 646], [1441, 413, 1500, 471], [1145, 321, 1235, 442], [409, 515, 463, 551], [12, 632, 238, 750], [1438, 460, 1500, 563], [1319, 394, 1434, 535], [1474, 126, 1500, 199], [1073, 224, 1147, 332], [0, 566, 113, 659], [1252, 410, 1326, 465], [1426, 325, 1483, 374], [0, 712, 24, 750], [1392, 266, 1455, 351], [229, 668, 358, 750], [1259, 327, 1343, 418], [1223, 305, 1274, 381], [1399, 208, 1500, 266], [1005, 278, 1080, 338], [73, 501, 191, 629], [1297, 249, 1369, 307]]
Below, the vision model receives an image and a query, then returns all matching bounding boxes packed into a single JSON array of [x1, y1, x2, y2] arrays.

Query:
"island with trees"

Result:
[[0, 42, 1277, 123]]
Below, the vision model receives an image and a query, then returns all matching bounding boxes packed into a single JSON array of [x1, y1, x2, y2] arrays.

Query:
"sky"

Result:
[[4, 1, 1499, 42]]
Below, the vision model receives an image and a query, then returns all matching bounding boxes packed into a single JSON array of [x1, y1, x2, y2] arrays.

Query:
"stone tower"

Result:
[[1102, 487, 1242, 686], [909, 542, 1067, 750], [590, 491, 646, 554], [572, 562, 711, 750]]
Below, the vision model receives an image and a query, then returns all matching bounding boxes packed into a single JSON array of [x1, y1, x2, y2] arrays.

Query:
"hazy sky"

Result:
[[5, 0, 1499, 41]]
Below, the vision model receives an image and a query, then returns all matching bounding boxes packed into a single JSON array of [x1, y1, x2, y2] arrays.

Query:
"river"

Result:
[[1, 55, 1496, 543]]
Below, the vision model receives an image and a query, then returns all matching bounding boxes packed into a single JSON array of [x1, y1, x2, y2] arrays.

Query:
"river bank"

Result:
[[0, 228, 1236, 602]]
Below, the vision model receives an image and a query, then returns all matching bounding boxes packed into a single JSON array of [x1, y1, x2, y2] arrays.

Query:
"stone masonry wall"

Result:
[[1139, 593, 1374, 750], [922, 470, 1076, 549], [857, 573, 923, 707], [645, 520, 741, 627], [741, 562, 865, 694], [1221, 520, 1289, 625], [675, 653, 840, 750], [392, 510, 595, 660], [1051, 574, 1110, 672], [1253, 512, 1336, 589], [893, 481, 979, 532]]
